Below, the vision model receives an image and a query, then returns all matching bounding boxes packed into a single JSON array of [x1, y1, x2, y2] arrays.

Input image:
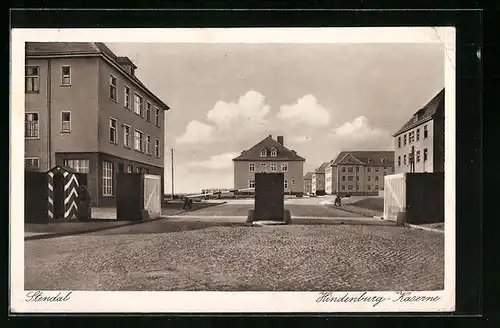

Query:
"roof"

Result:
[[233, 135, 305, 161], [25, 42, 170, 111], [330, 151, 395, 167], [303, 172, 314, 180], [393, 88, 444, 136], [314, 162, 330, 174]]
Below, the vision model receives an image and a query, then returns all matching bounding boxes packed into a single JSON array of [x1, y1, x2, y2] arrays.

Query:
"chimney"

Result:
[[277, 136, 284, 145]]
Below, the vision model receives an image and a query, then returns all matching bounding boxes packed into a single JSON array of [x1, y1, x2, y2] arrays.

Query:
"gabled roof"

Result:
[[25, 42, 170, 111], [233, 135, 305, 161], [393, 88, 444, 137], [314, 162, 330, 174], [303, 172, 314, 180], [331, 151, 395, 167]]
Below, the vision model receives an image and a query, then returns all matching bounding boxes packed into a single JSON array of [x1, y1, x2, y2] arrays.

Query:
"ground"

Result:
[[24, 198, 444, 292]]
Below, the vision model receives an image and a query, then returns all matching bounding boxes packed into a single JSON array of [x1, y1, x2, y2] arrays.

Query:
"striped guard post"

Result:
[[47, 171, 54, 219], [63, 172, 79, 219]]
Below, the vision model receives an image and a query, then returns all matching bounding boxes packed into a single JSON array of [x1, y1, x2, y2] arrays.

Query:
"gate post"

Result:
[[247, 173, 291, 224]]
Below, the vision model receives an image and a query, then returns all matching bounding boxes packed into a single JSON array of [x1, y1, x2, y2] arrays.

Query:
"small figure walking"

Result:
[[77, 185, 92, 221]]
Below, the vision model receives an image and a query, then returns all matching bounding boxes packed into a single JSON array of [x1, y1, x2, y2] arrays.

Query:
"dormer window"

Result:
[[381, 158, 385, 164], [260, 149, 267, 157], [271, 148, 277, 157]]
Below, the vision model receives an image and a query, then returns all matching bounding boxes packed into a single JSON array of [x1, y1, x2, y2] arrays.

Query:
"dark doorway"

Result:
[[118, 163, 124, 173], [53, 172, 65, 219]]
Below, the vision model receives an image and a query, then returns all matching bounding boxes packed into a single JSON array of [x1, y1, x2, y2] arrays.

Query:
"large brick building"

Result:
[[232, 135, 305, 194], [325, 151, 395, 196], [393, 88, 445, 174], [24, 42, 170, 206]]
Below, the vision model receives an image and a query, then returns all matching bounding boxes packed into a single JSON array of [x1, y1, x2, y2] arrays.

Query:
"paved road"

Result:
[[25, 224, 444, 291]]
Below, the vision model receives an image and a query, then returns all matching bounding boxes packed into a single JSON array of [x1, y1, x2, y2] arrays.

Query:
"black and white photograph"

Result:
[[11, 27, 456, 313]]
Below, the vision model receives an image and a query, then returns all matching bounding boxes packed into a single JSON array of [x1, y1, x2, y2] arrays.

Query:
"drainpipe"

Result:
[[47, 59, 52, 169]]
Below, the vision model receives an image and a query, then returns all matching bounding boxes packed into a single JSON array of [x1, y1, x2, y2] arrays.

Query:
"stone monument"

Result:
[[247, 172, 291, 224]]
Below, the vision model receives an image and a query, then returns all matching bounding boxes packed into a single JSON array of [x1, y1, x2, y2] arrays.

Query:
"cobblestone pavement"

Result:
[[25, 224, 444, 291]]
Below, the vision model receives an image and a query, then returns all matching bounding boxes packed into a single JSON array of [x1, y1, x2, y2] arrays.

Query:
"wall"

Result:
[[394, 120, 435, 174], [233, 160, 304, 193], [97, 58, 165, 169], [432, 103, 445, 173]]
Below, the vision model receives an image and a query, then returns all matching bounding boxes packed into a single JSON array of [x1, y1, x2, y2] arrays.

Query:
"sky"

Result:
[[106, 42, 444, 194]]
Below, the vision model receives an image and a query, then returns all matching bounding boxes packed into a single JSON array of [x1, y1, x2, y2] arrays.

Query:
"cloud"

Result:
[[185, 152, 240, 170], [277, 95, 330, 127], [206, 90, 271, 131], [289, 135, 312, 144], [332, 116, 386, 139], [176, 120, 215, 145]]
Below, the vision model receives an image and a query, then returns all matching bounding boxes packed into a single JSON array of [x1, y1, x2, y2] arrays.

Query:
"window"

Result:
[[342, 167, 345, 172], [416, 128, 420, 141], [124, 86, 131, 109], [342, 176, 346, 181], [284, 180, 288, 189], [25, 157, 40, 169], [134, 130, 144, 151], [403, 134, 407, 145], [136, 167, 141, 173], [375, 168, 379, 172], [367, 167, 371, 172], [61, 111, 71, 132], [109, 75, 117, 101], [398, 136, 401, 148], [134, 94, 144, 116], [102, 161, 113, 196], [249, 180, 255, 188], [398, 156, 401, 167], [127, 165, 132, 173], [146, 135, 151, 154], [347, 185, 353, 190], [347, 167, 353, 172], [356, 166, 359, 172], [146, 102, 152, 122], [423, 148, 428, 161], [260, 163, 267, 172], [424, 125, 428, 139], [64, 159, 89, 173], [123, 125, 131, 148], [155, 139, 160, 158], [271, 149, 277, 157], [281, 163, 288, 172], [409, 131, 415, 143], [270, 163, 277, 172], [368, 176, 371, 181], [109, 118, 117, 143], [375, 185, 379, 190], [403, 154, 407, 165], [342, 185, 345, 190], [356, 176, 359, 181], [375, 176, 379, 181], [367, 185, 371, 190], [292, 179, 295, 186], [25, 112, 39, 138], [260, 149, 267, 157], [155, 107, 160, 127], [416, 150, 421, 162], [25, 66, 39, 93], [348, 176, 353, 181], [249, 163, 255, 172], [61, 66, 71, 85]]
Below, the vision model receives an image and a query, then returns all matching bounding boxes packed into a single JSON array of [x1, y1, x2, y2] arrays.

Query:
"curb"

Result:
[[24, 210, 188, 241], [404, 223, 444, 234], [331, 205, 383, 219]]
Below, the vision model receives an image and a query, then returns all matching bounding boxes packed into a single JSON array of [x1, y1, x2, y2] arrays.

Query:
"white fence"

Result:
[[144, 174, 161, 219], [383, 173, 406, 221]]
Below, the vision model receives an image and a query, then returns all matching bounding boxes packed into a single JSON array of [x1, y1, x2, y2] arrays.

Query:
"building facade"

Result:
[[393, 89, 445, 174], [303, 172, 313, 195], [232, 135, 305, 194], [311, 162, 329, 196], [24, 42, 170, 206], [325, 151, 395, 196]]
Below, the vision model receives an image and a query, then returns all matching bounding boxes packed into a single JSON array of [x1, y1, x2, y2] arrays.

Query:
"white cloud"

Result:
[[176, 120, 215, 145], [277, 95, 330, 127], [289, 135, 312, 144], [206, 90, 270, 130], [185, 152, 240, 170], [333, 116, 385, 139]]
